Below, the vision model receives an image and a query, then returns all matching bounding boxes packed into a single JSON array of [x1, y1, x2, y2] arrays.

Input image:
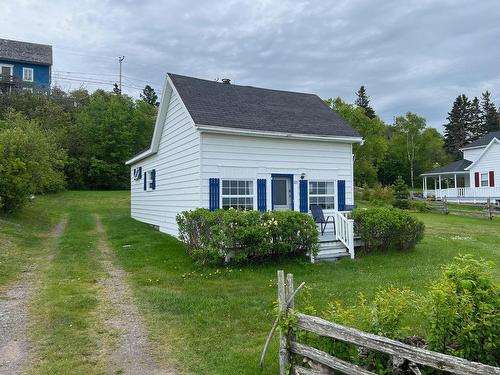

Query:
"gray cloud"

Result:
[[3, 0, 500, 129]]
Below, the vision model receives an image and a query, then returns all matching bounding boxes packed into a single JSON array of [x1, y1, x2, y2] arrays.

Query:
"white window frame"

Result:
[[480, 172, 489, 187], [22, 67, 34, 82], [309, 180, 336, 210], [221, 179, 255, 210], [0, 64, 13, 80]]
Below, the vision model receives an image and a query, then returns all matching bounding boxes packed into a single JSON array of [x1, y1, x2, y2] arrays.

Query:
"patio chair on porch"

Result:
[[310, 204, 335, 236]]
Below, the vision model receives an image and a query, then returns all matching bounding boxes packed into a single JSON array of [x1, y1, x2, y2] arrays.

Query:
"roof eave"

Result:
[[420, 171, 469, 177], [196, 124, 363, 143]]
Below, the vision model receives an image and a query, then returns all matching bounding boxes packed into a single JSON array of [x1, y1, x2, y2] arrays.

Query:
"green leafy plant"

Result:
[[369, 183, 394, 206], [425, 255, 499, 365], [176, 209, 319, 265], [0, 113, 66, 213], [409, 199, 430, 212], [352, 207, 425, 251]]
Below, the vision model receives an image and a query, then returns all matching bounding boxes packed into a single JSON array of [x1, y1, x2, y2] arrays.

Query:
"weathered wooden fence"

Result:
[[428, 197, 498, 220], [262, 271, 500, 375]]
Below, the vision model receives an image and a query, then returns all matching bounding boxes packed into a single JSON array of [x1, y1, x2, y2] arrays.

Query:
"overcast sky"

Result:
[[3, 0, 500, 130]]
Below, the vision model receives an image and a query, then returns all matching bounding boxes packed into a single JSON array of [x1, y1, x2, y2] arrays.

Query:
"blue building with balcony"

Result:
[[0, 38, 52, 93]]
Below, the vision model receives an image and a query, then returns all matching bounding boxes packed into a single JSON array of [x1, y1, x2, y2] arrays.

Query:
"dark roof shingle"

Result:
[[0, 38, 52, 65], [462, 130, 500, 149], [168, 73, 360, 138], [422, 159, 473, 175]]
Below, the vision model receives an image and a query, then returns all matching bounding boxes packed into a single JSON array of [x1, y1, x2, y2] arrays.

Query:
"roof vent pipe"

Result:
[[221, 78, 231, 84]]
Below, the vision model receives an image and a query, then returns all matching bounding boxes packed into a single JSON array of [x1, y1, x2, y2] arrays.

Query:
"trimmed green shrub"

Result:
[[426, 255, 499, 365], [409, 199, 430, 212], [393, 176, 410, 209], [352, 207, 424, 251], [176, 209, 319, 265]]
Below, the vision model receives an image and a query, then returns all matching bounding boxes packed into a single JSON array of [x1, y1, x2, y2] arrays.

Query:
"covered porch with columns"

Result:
[[422, 171, 471, 200]]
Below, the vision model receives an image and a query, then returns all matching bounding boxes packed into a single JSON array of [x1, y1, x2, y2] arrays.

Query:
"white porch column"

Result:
[[438, 175, 442, 198], [454, 174, 457, 189]]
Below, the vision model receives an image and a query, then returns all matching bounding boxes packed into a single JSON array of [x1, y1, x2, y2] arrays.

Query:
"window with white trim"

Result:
[[309, 181, 335, 209], [23, 67, 34, 82], [221, 180, 254, 210], [481, 173, 489, 187]]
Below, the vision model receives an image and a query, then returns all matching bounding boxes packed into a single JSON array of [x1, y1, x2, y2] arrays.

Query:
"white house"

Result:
[[126, 73, 362, 259], [422, 131, 500, 203]]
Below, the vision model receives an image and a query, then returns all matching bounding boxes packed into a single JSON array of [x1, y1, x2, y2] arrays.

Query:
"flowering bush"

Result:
[[176, 209, 319, 265]]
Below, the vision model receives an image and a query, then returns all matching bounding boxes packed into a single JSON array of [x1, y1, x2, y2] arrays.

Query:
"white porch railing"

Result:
[[334, 211, 355, 259], [424, 186, 500, 200]]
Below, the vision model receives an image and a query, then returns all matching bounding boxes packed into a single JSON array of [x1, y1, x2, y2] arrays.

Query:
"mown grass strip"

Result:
[[28, 209, 106, 375], [0, 198, 59, 290]]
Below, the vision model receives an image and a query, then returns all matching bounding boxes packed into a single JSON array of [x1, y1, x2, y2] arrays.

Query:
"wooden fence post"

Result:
[[443, 196, 448, 215], [487, 198, 493, 220], [277, 270, 289, 375]]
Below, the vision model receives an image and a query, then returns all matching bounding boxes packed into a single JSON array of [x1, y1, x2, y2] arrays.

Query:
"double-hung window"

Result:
[[221, 180, 254, 210], [309, 181, 335, 209], [23, 67, 34, 82], [481, 173, 489, 187]]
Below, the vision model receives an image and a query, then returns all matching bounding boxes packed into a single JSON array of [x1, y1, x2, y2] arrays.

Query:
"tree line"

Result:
[[0, 81, 497, 213], [326, 87, 449, 189], [0, 86, 158, 212], [444, 91, 500, 159]]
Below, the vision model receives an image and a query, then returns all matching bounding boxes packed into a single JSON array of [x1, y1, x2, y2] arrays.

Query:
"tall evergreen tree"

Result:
[[140, 85, 159, 106], [480, 91, 499, 133], [355, 86, 376, 119], [444, 94, 469, 160], [468, 96, 483, 141]]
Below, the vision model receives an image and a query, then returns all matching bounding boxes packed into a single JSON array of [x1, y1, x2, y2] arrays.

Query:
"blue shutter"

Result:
[[143, 171, 147, 191], [209, 178, 220, 211], [257, 179, 267, 212], [337, 180, 346, 211], [299, 179, 308, 212], [151, 169, 156, 190]]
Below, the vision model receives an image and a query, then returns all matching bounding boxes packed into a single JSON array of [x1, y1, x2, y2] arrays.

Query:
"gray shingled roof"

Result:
[[422, 159, 473, 175], [0, 38, 52, 65], [168, 73, 360, 138], [462, 130, 500, 149]]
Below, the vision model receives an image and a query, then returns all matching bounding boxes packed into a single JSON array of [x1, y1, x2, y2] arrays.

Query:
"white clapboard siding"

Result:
[[130, 90, 200, 236], [469, 141, 500, 186], [463, 147, 485, 163], [200, 133, 354, 211]]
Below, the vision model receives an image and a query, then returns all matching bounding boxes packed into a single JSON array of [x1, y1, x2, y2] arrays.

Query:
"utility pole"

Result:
[[118, 56, 125, 93]]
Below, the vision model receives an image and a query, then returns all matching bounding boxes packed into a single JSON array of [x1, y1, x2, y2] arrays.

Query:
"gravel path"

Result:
[[0, 219, 66, 375], [96, 217, 177, 375]]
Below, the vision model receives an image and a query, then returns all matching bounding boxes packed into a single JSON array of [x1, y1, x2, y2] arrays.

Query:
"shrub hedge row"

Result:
[[176, 208, 319, 264]]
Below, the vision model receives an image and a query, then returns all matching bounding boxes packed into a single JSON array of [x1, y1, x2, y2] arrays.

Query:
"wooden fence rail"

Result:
[[264, 271, 500, 375]]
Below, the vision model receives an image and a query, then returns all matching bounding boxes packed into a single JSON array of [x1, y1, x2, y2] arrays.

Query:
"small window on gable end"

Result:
[[133, 167, 142, 180], [146, 169, 156, 191]]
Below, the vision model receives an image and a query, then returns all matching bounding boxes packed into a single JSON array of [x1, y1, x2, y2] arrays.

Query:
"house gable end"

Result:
[[125, 75, 198, 165], [465, 138, 500, 170]]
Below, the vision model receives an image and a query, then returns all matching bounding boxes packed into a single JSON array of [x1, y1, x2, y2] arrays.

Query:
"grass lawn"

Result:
[[2, 191, 499, 374]]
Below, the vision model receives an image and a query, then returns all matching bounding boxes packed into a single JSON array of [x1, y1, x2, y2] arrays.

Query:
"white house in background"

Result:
[[422, 131, 500, 203], [126, 73, 362, 260]]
